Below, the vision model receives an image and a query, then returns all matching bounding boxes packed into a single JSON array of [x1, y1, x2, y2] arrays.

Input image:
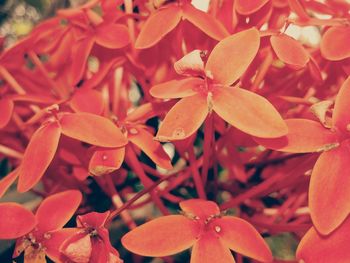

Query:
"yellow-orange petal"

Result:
[[235, 0, 270, 15], [182, 4, 229, 41], [70, 89, 105, 115], [17, 121, 61, 193], [122, 215, 199, 257], [36, 190, 82, 232], [270, 34, 309, 68], [150, 78, 202, 99], [0, 203, 36, 239], [320, 26, 350, 61], [135, 6, 182, 49], [128, 126, 172, 169], [89, 147, 125, 176], [296, 217, 350, 263], [309, 141, 350, 235], [212, 87, 288, 138], [216, 216, 273, 262], [254, 119, 338, 153], [155, 94, 208, 142], [59, 112, 128, 147], [205, 28, 260, 86], [332, 76, 350, 132], [190, 233, 235, 263], [0, 98, 14, 128], [180, 199, 220, 219]]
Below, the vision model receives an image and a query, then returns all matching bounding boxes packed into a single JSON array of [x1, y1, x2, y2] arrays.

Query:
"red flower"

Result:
[[255, 76, 350, 235], [60, 211, 122, 263], [150, 28, 287, 141], [122, 199, 273, 263]]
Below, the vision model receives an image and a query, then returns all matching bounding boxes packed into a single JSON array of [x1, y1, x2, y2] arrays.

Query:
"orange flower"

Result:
[[296, 216, 350, 263], [150, 28, 288, 141], [0, 190, 82, 262], [255, 76, 350, 235], [122, 199, 273, 263]]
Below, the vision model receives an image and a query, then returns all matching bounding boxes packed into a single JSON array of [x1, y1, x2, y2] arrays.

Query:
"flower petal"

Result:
[[36, 190, 82, 232], [76, 211, 110, 228], [212, 87, 288, 138], [135, 6, 182, 49], [17, 121, 61, 192], [0, 98, 14, 128], [296, 217, 350, 263], [0, 169, 19, 198], [43, 228, 80, 262], [122, 215, 199, 257], [254, 119, 338, 153], [0, 203, 36, 239], [190, 233, 235, 263], [128, 126, 172, 169], [89, 147, 125, 176], [70, 89, 105, 115], [332, 76, 350, 132], [205, 28, 260, 86], [150, 78, 202, 99], [59, 112, 128, 147], [180, 199, 220, 219], [61, 233, 92, 263], [95, 24, 130, 49], [320, 26, 350, 61], [270, 34, 309, 68], [235, 0, 270, 15], [182, 4, 229, 41], [309, 141, 350, 234], [155, 94, 208, 142], [216, 216, 273, 262]]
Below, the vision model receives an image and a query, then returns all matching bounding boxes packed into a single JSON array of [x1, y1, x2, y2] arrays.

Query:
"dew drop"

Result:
[[102, 155, 108, 160], [172, 128, 185, 139], [214, 226, 221, 233], [129, 128, 138, 135], [44, 233, 51, 240]]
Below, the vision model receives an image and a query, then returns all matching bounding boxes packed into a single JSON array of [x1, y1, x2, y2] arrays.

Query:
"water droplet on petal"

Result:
[[215, 226, 221, 233], [172, 128, 185, 139], [44, 233, 51, 239], [102, 155, 108, 160], [129, 128, 138, 135]]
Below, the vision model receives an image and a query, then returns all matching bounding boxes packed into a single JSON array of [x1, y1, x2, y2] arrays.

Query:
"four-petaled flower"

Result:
[[150, 28, 288, 142], [122, 199, 273, 263]]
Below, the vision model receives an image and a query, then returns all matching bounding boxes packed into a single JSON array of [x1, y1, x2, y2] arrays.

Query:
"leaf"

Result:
[[309, 141, 350, 235], [212, 87, 288, 138], [266, 233, 298, 261], [320, 26, 350, 61], [270, 34, 310, 68], [332, 76, 350, 132], [235, 0, 270, 15], [182, 4, 229, 41], [297, 218, 350, 263], [155, 94, 208, 141], [70, 89, 105, 115], [205, 28, 260, 86], [254, 119, 338, 153], [135, 6, 182, 49], [128, 126, 172, 169], [150, 78, 202, 99], [36, 190, 82, 232], [122, 215, 199, 257], [17, 121, 61, 192], [180, 199, 220, 219], [95, 24, 130, 49], [89, 147, 125, 176], [216, 217, 273, 262], [59, 112, 128, 147], [190, 233, 235, 263], [0, 203, 36, 239], [0, 98, 14, 128]]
